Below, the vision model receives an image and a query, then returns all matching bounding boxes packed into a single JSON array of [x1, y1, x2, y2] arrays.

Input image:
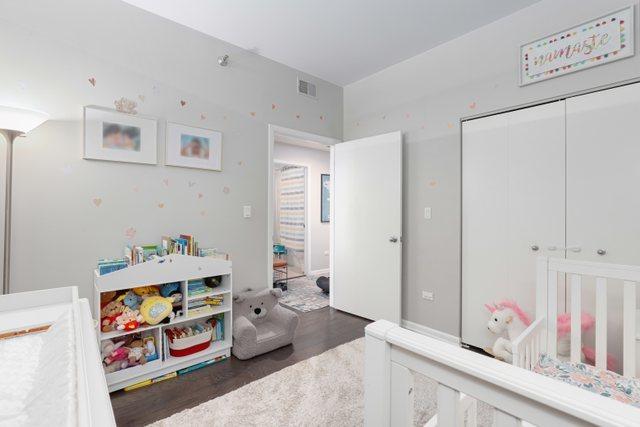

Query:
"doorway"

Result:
[[268, 125, 338, 312]]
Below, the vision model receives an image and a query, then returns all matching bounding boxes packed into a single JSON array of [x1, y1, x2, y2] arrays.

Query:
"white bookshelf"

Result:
[[93, 254, 232, 392]]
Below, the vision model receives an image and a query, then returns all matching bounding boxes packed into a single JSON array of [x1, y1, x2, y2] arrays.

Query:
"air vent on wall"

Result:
[[297, 78, 317, 99]]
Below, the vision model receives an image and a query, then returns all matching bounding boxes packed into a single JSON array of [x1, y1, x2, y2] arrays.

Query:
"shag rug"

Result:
[[279, 275, 329, 312], [149, 338, 494, 427]]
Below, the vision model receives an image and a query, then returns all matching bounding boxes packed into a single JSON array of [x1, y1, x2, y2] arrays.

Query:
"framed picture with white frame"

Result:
[[83, 106, 158, 165], [165, 122, 222, 171]]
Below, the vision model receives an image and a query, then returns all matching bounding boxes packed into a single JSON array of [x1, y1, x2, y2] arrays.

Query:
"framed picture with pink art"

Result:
[[165, 122, 222, 171]]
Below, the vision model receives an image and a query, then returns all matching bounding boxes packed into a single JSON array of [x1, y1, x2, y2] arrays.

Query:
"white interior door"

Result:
[[462, 101, 566, 350], [331, 131, 402, 323]]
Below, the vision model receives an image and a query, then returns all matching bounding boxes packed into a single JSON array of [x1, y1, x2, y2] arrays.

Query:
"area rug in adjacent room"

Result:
[[279, 275, 329, 312], [149, 338, 494, 427]]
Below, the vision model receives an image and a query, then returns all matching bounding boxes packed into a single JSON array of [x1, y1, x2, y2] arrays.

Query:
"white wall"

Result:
[[273, 142, 330, 274], [343, 0, 640, 337], [0, 0, 342, 303]]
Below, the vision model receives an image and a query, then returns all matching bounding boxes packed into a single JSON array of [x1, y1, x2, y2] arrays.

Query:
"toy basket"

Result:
[[167, 329, 212, 357]]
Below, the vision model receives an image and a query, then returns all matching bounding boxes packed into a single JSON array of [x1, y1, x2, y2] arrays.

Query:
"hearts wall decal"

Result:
[[250, 112, 256, 117], [320, 115, 325, 121], [92, 197, 102, 207], [158, 203, 165, 209], [272, 104, 277, 110], [88, 77, 96, 87], [295, 114, 301, 119], [197, 193, 203, 199], [200, 113, 206, 120], [469, 102, 477, 109], [180, 100, 187, 107], [222, 186, 230, 194]]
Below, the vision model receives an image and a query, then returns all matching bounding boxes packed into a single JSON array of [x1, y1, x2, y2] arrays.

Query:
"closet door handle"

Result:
[[530, 245, 539, 252], [597, 249, 607, 256], [567, 246, 582, 253], [546, 245, 581, 252]]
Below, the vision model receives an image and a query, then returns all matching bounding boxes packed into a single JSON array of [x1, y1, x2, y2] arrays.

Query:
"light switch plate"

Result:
[[424, 207, 432, 220], [243, 205, 252, 218]]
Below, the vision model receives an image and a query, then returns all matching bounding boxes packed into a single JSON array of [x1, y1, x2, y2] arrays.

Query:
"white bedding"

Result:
[[0, 309, 77, 426]]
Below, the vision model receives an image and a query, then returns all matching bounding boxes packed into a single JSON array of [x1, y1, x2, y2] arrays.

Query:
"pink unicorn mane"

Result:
[[556, 312, 595, 338], [495, 300, 532, 327]]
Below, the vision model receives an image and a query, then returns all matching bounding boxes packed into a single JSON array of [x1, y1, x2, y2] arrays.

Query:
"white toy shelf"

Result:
[[93, 254, 233, 392]]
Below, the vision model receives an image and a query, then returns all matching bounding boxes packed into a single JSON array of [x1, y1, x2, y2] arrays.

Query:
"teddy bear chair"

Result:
[[232, 288, 299, 360]]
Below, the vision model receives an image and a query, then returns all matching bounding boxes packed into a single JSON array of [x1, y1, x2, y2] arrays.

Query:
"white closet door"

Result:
[[566, 83, 640, 367], [462, 101, 565, 350], [566, 83, 640, 265]]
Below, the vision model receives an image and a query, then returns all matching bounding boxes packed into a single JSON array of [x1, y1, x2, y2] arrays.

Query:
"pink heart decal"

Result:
[[197, 193, 203, 199], [180, 100, 187, 107], [200, 210, 206, 216], [250, 112, 256, 117], [272, 104, 277, 110], [92, 197, 102, 207], [469, 102, 477, 109], [125, 227, 136, 239], [200, 113, 206, 120], [320, 115, 325, 121], [158, 203, 165, 209], [222, 186, 230, 194]]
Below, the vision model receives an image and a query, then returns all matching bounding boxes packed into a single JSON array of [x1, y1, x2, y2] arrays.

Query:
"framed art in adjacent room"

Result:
[[166, 122, 222, 171], [321, 173, 330, 223], [83, 106, 158, 164]]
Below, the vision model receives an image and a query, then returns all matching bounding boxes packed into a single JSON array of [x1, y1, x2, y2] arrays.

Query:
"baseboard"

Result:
[[308, 268, 329, 276], [401, 319, 461, 346]]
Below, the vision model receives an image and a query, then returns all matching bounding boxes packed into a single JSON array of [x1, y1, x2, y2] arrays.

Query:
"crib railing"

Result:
[[512, 317, 545, 370], [365, 320, 640, 426], [516, 257, 640, 376]]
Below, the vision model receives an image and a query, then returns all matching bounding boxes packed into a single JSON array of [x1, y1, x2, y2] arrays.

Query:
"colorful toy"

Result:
[[127, 339, 148, 366], [115, 307, 144, 331], [161, 282, 184, 315], [121, 290, 142, 310], [100, 300, 125, 332], [140, 295, 175, 325], [484, 300, 616, 369], [133, 285, 160, 299], [103, 340, 130, 365]]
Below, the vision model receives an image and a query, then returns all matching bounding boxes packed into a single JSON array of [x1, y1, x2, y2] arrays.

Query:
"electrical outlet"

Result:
[[243, 205, 252, 218], [422, 291, 434, 301]]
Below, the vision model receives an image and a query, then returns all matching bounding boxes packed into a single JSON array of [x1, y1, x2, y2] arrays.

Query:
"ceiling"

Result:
[[122, 0, 540, 86]]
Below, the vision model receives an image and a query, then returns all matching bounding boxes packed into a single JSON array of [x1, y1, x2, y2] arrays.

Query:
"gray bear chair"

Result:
[[232, 288, 299, 360]]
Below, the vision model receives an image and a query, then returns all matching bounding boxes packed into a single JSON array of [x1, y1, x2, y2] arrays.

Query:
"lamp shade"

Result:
[[0, 106, 49, 134]]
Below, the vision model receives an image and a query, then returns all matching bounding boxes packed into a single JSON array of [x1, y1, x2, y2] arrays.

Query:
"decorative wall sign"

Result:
[[321, 174, 330, 223], [166, 122, 222, 171], [84, 106, 158, 165], [520, 6, 634, 86]]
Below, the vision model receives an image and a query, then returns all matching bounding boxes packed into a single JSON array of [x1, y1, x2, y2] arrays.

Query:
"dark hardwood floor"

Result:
[[110, 307, 370, 426]]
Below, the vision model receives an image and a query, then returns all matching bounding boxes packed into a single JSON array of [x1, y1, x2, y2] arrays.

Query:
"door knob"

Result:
[[597, 249, 607, 256], [530, 245, 539, 252], [389, 236, 398, 243]]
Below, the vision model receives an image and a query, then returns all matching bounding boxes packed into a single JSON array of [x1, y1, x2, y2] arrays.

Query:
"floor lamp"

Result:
[[0, 106, 49, 294]]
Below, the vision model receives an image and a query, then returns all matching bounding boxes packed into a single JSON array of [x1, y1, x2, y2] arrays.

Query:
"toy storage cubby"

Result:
[[94, 254, 233, 392]]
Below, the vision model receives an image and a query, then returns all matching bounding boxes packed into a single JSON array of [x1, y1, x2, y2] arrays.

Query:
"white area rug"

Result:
[[150, 338, 493, 426]]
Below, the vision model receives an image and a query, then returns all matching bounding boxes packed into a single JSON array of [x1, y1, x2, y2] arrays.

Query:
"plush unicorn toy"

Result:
[[484, 301, 616, 370], [484, 301, 531, 363]]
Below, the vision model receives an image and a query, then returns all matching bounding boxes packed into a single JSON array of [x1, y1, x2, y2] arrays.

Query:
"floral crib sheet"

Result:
[[534, 354, 640, 408]]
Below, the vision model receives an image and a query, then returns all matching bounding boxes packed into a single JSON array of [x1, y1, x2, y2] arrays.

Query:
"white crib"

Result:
[[513, 257, 640, 377], [365, 320, 640, 426]]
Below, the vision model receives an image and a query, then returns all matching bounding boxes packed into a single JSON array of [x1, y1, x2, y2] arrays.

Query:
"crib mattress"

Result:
[[534, 354, 640, 408]]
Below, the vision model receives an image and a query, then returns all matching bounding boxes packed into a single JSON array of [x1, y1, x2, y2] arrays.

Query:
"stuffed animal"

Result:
[[115, 307, 144, 331], [484, 301, 531, 363], [102, 340, 129, 365], [127, 339, 148, 366], [100, 300, 125, 332], [140, 295, 175, 325], [100, 291, 117, 306], [161, 282, 183, 315], [121, 290, 142, 310], [133, 285, 160, 299]]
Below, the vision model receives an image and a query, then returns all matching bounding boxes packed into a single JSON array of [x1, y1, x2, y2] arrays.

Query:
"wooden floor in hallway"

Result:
[[110, 306, 371, 426]]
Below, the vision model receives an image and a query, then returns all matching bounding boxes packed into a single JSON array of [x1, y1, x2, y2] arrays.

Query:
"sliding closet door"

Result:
[[462, 101, 565, 350], [566, 83, 640, 366]]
